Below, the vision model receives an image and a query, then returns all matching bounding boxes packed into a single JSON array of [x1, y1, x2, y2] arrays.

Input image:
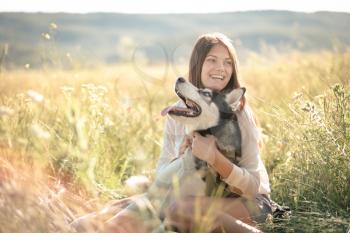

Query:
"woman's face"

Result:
[[200, 44, 233, 91]]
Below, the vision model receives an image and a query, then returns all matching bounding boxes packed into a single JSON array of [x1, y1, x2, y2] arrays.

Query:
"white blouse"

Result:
[[156, 101, 271, 197]]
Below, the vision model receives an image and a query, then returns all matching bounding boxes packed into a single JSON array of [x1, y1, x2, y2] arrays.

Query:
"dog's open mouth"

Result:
[[161, 89, 202, 117]]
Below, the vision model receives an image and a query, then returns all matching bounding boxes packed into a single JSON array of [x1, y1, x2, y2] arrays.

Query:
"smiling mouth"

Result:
[[210, 75, 224, 80]]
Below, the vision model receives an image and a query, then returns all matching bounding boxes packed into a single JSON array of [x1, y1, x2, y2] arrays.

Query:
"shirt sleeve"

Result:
[[221, 105, 266, 197], [155, 116, 177, 175]]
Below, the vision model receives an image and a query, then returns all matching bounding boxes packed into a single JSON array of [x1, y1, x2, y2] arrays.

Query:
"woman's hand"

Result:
[[191, 132, 218, 166], [178, 134, 193, 156]]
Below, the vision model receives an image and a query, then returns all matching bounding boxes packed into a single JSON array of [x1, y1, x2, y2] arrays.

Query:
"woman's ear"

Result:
[[225, 87, 246, 111]]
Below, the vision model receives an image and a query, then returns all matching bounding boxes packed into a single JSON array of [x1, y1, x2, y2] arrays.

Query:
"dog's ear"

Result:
[[225, 87, 246, 111]]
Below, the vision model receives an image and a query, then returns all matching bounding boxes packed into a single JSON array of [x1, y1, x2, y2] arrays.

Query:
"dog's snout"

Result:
[[177, 77, 186, 84]]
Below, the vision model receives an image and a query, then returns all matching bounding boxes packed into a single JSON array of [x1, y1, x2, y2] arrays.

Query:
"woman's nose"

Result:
[[216, 61, 225, 71]]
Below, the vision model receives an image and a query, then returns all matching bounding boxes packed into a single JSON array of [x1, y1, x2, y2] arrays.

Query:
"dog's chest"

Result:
[[198, 119, 242, 165]]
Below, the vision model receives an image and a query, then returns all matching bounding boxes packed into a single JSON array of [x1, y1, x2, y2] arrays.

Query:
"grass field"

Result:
[[0, 50, 349, 232]]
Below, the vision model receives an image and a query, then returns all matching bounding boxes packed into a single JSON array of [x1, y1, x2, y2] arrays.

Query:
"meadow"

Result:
[[0, 49, 349, 232]]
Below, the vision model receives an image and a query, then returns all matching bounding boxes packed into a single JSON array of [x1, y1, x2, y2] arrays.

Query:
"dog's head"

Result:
[[161, 77, 245, 133]]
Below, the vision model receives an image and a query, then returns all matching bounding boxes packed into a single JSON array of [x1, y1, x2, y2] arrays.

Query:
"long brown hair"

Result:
[[188, 32, 246, 107]]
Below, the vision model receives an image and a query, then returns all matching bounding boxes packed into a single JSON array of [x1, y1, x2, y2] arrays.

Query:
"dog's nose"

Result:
[[177, 77, 186, 84]]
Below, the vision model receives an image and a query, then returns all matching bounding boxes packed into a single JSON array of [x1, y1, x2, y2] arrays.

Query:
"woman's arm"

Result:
[[155, 116, 177, 175], [191, 106, 266, 197], [191, 133, 261, 198], [213, 148, 260, 197]]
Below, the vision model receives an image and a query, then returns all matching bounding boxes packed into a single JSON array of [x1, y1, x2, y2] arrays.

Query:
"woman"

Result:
[[105, 33, 272, 233]]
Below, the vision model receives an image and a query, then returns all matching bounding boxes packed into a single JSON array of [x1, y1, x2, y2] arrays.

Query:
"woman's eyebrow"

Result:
[[206, 54, 232, 61]]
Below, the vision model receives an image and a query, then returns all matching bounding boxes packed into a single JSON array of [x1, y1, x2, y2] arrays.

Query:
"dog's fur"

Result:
[[157, 77, 245, 194]]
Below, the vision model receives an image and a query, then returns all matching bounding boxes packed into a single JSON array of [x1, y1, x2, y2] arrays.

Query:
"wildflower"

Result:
[[0, 106, 14, 117], [2, 44, 8, 55], [30, 123, 51, 140], [332, 83, 342, 93], [87, 156, 97, 182], [314, 94, 324, 99], [81, 84, 90, 89], [120, 96, 131, 109], [15, 209, 24, 218], [16, 93, 25, 99], [89, 93, 99, 102], [76, 117, 88, 151], [97, 85, 108, 94], [81, 83, 94, 90], [60, 86, 75, 93], [50, 23, 58, 29], [292, 92, 303, 100], [301, 102, 315, 112], [66, 53, 72, 62], [27, 90, 44, 103], [102, 103, 109, 109], [104, 116, 115, 127], [41, 33, 51, 40], [124, 175, 150, 195]]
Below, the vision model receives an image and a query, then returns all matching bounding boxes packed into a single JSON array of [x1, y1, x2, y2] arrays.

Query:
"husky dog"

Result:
[[126, 77, 246, 232], [157, 77, 245, 196]]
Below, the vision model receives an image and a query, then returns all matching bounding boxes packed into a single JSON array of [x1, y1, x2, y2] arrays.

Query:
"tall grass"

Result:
[[260, 83, 350, 232], [0, 50, 349, 232], [0, 65, 174, 198], [246, 50, 350, 232]]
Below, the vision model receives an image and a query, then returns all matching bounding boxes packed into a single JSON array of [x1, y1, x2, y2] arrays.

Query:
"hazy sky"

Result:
[[1, 0, 350, 13]]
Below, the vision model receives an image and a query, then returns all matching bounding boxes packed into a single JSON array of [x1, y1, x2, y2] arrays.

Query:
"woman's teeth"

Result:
[[211, 75, 224, 80]]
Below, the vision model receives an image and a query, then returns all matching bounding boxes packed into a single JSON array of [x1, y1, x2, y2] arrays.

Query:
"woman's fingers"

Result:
[[178, 135, 193, 156]]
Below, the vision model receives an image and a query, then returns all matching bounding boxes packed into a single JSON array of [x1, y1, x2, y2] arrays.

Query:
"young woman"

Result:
[[104, 33, 272, 233]]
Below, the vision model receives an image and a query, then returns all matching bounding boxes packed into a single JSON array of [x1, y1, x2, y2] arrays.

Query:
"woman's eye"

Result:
[[225, 60, 232, 65], [206, 58, 216, 63]]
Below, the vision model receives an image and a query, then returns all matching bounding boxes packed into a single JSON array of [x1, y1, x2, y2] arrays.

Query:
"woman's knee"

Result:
[[167, 197, 197, 218], [104, 210, 149, 233]]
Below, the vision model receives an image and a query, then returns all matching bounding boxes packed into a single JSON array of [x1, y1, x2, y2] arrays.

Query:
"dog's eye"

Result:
[[203, 92, 211, 97], [199, 90, 212, 98]]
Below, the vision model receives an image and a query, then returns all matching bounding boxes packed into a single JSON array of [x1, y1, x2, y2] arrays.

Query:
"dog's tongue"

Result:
[[161, 106, 174, 116]]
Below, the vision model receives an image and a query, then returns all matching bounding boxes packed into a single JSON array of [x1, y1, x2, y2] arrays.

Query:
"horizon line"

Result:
[[1, 9, 350, 14]]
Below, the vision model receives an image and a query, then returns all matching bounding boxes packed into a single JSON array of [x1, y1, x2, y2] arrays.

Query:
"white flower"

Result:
[[42, 33, 51, 40], [81, 83, 94, 90], [50, 23, 58, 29], [104, 117, 115, 127], [97, 85, 108, 94], [30, 123, 51, 140], [60, 86, 75, 93], [120, 96, 131, 109], [124, 175, 150, 195], [27, 90, 44, 103], [76, 117, 88, 151], [0, 106, 14, 117]]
